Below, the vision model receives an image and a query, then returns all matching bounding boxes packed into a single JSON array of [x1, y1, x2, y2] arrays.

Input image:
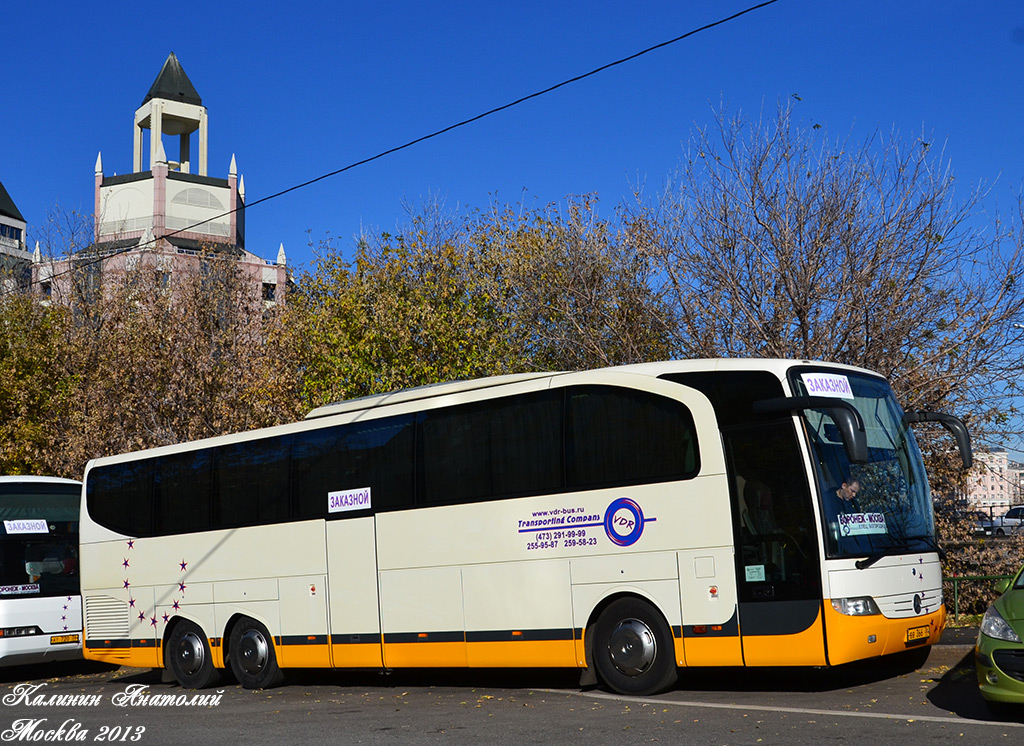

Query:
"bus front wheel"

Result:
[[229, 617, 284, 689], [167, 620, 219, 689], [593, 598, 678, 696]]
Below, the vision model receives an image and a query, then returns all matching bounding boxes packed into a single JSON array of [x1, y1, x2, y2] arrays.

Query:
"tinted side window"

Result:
[[87, 460, 155, 537], [293, 414, 415, 517], [214, 436, 291, 528], [155, 449, 212, 534], [336, 415, 415, 511], [567, 386, 699, 489], [489, 391, 562, 497], [661, 371, 783, 428], [419, 391, 562, 505]]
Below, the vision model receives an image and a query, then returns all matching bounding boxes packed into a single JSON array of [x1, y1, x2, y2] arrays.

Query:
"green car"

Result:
[[976, 564, 1024, 709]]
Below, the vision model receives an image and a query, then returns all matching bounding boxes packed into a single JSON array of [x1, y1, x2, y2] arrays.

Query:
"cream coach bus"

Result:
[[79, 359, 970, 695]]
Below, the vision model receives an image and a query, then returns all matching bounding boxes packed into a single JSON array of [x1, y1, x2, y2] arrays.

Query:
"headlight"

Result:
[[980, 606, 1022, 643], [831, 596, 881, 616]]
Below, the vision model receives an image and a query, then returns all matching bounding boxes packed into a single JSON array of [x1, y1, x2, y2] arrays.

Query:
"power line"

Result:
[[10, 0, 781, 296]]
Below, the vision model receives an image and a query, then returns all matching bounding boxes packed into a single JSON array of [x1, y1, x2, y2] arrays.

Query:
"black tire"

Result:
[[166, 620, 220, 689], [996, 528, 1006, 537], [229, 617, 284, 689], [592, 597, 678, 696]]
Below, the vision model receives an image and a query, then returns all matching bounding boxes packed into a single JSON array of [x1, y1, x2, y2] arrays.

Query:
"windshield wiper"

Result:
[[855, 543, 912, 570], [854, 537, 944, 570]]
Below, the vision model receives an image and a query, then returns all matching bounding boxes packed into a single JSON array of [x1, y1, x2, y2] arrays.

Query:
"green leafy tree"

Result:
[[288, 195, 674, 408], [288, 208, 523, 407], [0, 290, 70, 474]]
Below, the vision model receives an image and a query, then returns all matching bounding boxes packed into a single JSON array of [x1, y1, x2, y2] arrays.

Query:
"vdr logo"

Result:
[[603, 498, 655, 546]]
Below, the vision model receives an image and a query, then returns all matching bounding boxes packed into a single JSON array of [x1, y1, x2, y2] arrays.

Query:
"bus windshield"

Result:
[[792, 369, 934, 561], [0, 482, 80, 598]]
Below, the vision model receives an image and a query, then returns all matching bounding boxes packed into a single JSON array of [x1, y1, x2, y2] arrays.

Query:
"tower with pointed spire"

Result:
[[36, 52, 288, 305]]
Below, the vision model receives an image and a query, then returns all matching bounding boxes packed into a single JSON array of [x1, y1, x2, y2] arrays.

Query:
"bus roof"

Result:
[[304, 358, 878, 420], [303, 372, 557, 420], [84, 358, 880, 470], [0, 476, 81, 486]]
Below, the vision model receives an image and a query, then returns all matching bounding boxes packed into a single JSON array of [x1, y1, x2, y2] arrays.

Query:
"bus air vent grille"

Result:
[[85, 595, 130, 637]]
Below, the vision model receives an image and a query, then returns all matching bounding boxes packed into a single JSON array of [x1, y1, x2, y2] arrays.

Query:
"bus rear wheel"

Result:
[[229, 617, 284, 689], [167, 620, 219, 689], [593, 598, 678, 696]]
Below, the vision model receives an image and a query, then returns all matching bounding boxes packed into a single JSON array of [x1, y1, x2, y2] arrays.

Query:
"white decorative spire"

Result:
[[95, 152, 103, 175], [33, 241, 41, 263], [155, 140, 167, 165], [239, 174, 245, 201], [229, 154, 237, 177], [139, 226, 155, 250], [277, 243, 287, 266]]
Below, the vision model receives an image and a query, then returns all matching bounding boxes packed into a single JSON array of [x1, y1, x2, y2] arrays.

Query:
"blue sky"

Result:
[[2, 1, 1022, 273]]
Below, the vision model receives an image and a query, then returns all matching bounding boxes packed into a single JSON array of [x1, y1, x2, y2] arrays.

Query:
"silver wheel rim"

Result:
[[607, 618, 657, 676], [238, 628, 270, 675], [176, 631, 206, 676]]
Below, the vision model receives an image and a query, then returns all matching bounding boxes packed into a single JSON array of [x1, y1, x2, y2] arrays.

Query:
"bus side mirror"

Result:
[[994, 578, 1011, 595], [902, 411, 972, 469], [753, 397, 869, 464]]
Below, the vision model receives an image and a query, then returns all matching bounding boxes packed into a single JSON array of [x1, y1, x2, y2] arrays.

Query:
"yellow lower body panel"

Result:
[[678, 634, 743, 667], [277, 643, 332, 668], [384, 641, 467, 668], [466, 640, 577, 668], [83, 647, 132, 665], [330, 643, 383, 668], [741, 611, 826, 666], [824, 602, 945, 665], [85, 644, 162, 669]]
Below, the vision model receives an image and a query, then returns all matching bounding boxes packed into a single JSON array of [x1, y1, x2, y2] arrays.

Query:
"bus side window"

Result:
[[214, 436, 291, 528], [87, 460, 155, 537], [418, 391, 561, 506], [567, 386, 699, 490], [155, 449, 213, 534]]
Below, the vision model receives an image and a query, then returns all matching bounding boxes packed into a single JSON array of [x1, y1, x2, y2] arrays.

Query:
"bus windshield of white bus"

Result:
[[0, 482, 80, 598], [792, 369, 935, 562]]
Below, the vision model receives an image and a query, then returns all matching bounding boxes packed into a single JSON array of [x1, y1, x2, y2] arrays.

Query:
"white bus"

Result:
[[79, 359, 970, 695], [0, 476, 83, 666]]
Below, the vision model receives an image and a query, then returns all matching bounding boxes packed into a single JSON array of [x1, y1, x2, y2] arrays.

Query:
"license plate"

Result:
[[905, 625, 930, 645], [50, 634, 79, 645]]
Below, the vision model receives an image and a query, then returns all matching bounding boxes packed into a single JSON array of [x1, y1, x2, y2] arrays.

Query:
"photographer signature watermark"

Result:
[[2, 682, 223, 742]]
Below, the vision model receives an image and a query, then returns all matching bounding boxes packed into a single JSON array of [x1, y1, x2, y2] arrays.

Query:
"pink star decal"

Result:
[[179, 560, 188, 572]]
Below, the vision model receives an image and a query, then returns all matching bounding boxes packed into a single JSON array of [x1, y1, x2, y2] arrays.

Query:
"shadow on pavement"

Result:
[[925, 648, 1024, 724], [0, 659, 119, 685]]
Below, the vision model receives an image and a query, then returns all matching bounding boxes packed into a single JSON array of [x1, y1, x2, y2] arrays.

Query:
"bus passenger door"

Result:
[[325, 517, 383, 668], [728, 421, 827, 666]]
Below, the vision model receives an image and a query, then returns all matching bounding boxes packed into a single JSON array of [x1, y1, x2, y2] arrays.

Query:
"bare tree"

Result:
[[625, 103, 1024, 447]]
